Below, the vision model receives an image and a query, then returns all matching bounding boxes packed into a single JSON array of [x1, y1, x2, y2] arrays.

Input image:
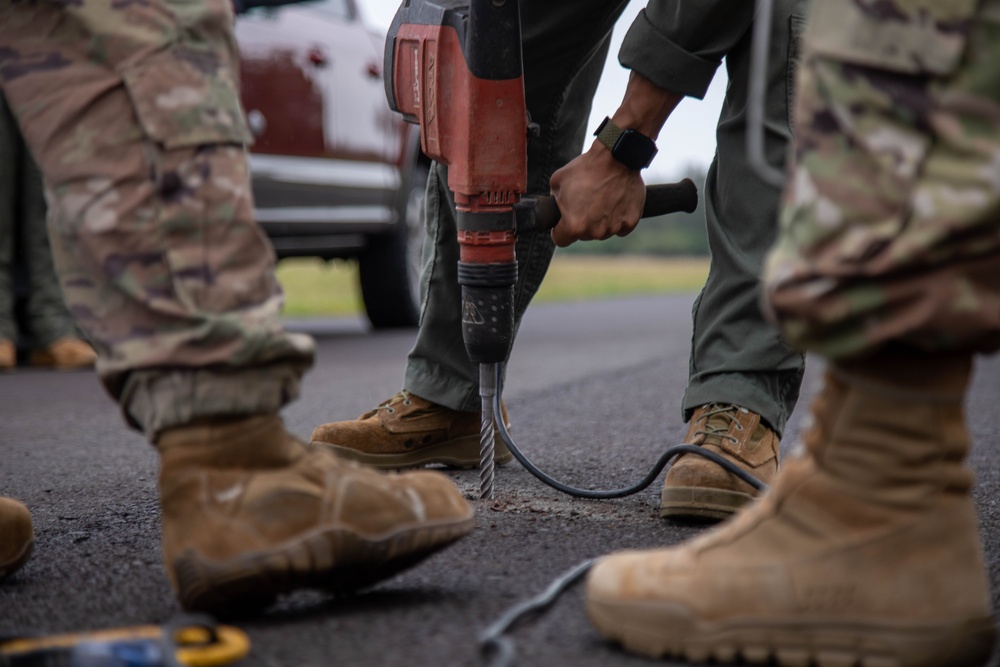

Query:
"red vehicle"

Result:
[[235, 0, 429, 328]]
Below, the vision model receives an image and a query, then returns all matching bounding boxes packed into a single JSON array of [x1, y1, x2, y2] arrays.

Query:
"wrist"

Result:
[[611, 72, 683, 140], [593, 117, 658, 171]]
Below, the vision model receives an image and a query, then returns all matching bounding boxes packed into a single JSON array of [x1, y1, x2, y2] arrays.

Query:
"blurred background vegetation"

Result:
[[276, 165, 711, 318]]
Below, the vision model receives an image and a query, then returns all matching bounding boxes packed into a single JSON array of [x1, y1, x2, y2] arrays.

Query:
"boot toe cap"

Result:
[[400, 470, 475, 524], [310, 420, 372, 445], [588, 550, 684, 602], [0, 498, 35, 579]]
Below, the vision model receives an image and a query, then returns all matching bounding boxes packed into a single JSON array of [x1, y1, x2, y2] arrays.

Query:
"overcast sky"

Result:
[[358, 0, 726, 182]]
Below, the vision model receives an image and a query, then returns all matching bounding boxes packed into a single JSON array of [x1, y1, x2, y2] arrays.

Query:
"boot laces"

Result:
[[692, 404, 743, 445], [361, 390, 414, 418]]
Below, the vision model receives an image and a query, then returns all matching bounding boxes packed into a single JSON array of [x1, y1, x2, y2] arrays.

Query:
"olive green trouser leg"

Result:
[[2, 90, 78, 347], [681, 1, 807, 436], [407, 1, 807, 437], [19, 159, 78, 348], [405, 0, 628, 412], [0, 93, 18, 344], [0, 96, 66, 346]]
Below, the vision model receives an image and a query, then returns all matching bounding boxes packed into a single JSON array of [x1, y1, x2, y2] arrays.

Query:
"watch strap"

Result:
[[593, 116, 657, 170], [595, 116, 623, 153]]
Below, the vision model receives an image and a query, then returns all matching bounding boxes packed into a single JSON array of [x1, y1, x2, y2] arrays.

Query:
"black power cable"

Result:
[[491, 363, 768, 499], [479, 558, 597, 667], [478, 0, 783, 654], [479, 364, 770, 666]]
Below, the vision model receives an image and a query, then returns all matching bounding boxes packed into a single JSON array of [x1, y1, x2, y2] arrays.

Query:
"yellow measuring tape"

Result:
[[0, 618, 250, 666]]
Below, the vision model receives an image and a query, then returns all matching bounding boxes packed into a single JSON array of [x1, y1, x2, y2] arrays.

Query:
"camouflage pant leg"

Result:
[[0, 0, 314, 438], [763, 0, 1000, 359]]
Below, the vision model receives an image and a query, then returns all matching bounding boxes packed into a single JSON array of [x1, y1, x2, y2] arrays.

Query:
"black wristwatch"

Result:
[[594, 116, 658, 171]]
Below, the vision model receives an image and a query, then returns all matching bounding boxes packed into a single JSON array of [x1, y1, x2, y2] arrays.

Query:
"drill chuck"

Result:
[[458, 265, 516, 364], [456, 210, 518, 364]]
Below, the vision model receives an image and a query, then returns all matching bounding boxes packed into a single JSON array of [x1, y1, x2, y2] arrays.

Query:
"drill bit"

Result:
[[479, 362, 497, 499]]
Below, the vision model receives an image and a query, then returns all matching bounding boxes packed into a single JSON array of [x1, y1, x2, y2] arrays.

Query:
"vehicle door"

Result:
[[235, 0, 403, 214]]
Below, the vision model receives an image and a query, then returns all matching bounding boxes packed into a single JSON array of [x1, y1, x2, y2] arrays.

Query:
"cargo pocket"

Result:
[[122, 46, 264, 315], [804, 0, 978, 76], [121, 46, 251, 149]]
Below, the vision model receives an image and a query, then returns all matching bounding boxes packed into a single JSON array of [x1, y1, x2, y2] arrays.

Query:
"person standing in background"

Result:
[[0, 92, 96, 371], [311, 0, 808, 523]]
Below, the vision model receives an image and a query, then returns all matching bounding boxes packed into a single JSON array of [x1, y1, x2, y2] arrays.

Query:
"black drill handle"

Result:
[[526, 178, 699, 233]]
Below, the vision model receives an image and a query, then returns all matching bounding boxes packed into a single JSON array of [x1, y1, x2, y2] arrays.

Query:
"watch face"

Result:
[[614, 129, 658, 170]]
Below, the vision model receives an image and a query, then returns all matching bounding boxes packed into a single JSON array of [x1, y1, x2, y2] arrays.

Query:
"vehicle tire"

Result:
[[358, 162, 429, 329]]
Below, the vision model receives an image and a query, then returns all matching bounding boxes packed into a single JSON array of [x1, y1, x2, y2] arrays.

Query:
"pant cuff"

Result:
[[121, 362, 309, 441], [405, 360, 480, 413], [682, 369, 804, 438]]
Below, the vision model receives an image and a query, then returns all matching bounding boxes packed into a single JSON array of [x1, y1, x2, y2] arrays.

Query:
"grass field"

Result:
[[275, 255, 710, 318]]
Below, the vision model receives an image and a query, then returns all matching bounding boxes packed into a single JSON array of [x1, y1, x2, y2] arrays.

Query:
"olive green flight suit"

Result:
[[406, 0, 808, 435]]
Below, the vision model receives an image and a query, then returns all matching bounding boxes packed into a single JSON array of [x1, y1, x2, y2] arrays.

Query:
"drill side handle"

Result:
[[519, 178, 699, 234]]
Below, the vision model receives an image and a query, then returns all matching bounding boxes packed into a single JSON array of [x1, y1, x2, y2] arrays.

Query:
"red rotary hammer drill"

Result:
[[384, 0, 697, 496]]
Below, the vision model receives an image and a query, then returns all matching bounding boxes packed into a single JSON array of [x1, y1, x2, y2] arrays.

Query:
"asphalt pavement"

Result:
[[2, 293, 999, 666]]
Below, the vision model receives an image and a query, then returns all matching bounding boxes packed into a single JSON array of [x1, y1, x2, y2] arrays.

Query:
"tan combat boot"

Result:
[[29, 337, 96, 370], [0, 497, 34, 580], [587, 352, 996, 666], [310, 391, 512, 469], [157, 414, 475, 613], [661, 404, 779, 521], [0, 339, 15, 371]]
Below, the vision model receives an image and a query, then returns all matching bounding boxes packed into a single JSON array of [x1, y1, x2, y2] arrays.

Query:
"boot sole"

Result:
[[660, 486, 754, 522], [588, 596, 997, 667], [171, 511, 475, 614], [315, 433, 513, 471]]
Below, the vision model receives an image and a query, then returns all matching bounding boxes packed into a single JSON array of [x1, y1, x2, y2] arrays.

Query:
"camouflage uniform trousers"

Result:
[[764, 0, 1000, 359], [0, 0, 314, 438]]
